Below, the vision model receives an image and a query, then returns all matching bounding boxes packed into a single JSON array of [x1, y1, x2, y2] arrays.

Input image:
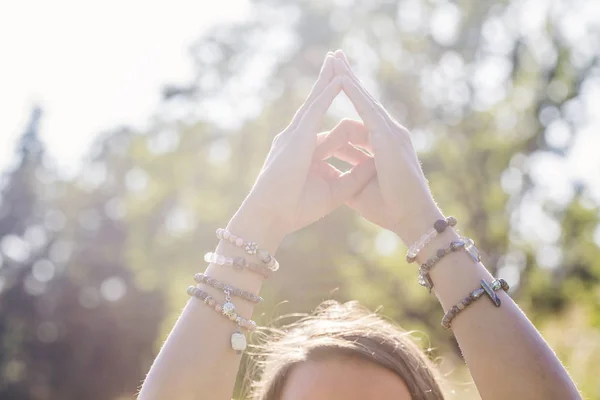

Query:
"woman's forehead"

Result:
[[280, 356, 412, 400]]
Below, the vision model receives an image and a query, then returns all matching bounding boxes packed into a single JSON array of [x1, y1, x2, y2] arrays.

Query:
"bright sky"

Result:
[[0, 0, 597, 195], [0, 0, 249, 176]]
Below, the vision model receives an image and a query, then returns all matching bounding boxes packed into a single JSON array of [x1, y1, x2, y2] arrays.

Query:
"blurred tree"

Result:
[[0, 105, 50, 399], [0, 112, 165, 399]]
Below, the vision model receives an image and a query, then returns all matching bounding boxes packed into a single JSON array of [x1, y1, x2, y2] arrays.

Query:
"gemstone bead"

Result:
[[434, 219, 447, 233], [450, 239, 464, 251], [245, 242, 258, 254], [235, 238, 243, 247], [204, 253, 211, 263], [418, 273, 433, 290], [223, 231, 230, 240], [447, 216, 457, 226], [464, 238, 481, 262]]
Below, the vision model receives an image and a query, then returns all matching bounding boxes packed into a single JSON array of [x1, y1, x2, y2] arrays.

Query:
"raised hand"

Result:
[[233, 53, 376, 249], [316, 51, 444, 245]]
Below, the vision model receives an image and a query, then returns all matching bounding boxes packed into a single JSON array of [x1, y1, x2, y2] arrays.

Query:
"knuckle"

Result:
[[270, 136, 280, 148], [395, 124, 410, 137], [271, 132, 287, 147], [340, 118, 359, 129]]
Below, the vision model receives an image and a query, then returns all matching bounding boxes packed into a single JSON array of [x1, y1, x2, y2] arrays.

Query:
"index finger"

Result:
[[288, 53, 335, 130], [334, 50, 382, 109], [296, 76, 343, 134], [341, 75, 389, 135]]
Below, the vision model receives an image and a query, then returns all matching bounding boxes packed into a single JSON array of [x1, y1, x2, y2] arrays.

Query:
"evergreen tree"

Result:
[[0, 110, 165, 399]]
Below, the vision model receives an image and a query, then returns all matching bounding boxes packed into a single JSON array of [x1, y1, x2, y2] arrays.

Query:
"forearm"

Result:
[[398, 211, 580, 400], [139, 208, 280, 400]]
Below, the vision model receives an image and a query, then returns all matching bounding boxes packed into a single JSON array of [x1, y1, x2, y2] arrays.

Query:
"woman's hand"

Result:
[[315, 51, 444, 245], [229, 53, 376, 252]]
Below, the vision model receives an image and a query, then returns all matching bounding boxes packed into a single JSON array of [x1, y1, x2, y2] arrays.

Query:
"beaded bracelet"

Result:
[[194, 273, 263, 304], [187, 286, 257, 353], [216, 228, 279, 271], [441, 278, 509, 330], [418, 237, 481, 292], [406, 216, 457, 263], [204, 252, 273, 279]]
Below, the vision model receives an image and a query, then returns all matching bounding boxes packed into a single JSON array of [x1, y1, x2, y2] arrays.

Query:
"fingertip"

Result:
[[320, 54, 335, 78]]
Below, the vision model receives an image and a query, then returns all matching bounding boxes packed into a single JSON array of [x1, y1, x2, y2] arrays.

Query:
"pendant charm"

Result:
[[480, 279, 501, 307], [231, 331, 247, 354], [222, 301, 236, 318]]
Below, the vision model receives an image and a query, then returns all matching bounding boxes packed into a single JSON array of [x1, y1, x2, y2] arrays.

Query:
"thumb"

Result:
[[328, 158, 376, 208]]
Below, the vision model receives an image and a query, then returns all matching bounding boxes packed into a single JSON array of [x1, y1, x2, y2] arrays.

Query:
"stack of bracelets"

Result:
[[191, 218, 511, 353], [407, 216, 511, 329], [187, 228, 278, 354]]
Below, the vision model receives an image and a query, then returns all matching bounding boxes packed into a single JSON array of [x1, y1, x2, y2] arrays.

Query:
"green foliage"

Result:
[[1, 0, 599, 398]]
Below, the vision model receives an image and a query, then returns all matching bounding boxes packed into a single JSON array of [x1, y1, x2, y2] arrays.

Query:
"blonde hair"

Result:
[[246, 300, 445, 399]]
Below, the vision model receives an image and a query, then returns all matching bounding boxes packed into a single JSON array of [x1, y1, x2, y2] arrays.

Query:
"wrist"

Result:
[[392, 203, 445, 246], [225, 206, 286, 255]]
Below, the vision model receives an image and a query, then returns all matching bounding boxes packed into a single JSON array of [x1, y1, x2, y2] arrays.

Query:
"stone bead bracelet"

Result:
[[194, 273, 263, 304], [216, 228, 279, 271], [187, 285, 257, 353], [406, 216, 457, 263], [418, 237, 481, 292], [441, 278, 510, 330], [204, 252, 273, 279], [187, 285, 257, 331]]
